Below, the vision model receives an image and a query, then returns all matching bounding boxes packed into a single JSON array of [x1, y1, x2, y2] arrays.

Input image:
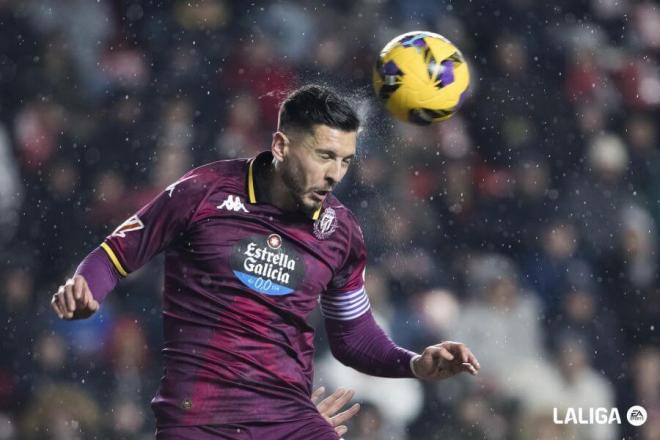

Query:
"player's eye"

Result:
[[318, 152, 333, 160]]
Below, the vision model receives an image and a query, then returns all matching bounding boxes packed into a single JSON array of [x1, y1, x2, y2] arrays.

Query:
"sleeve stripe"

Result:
[[321, 300, 370, 320], [321, 295, 369, 314], [320, 287, 370, 320], [100, 242, 128, 277], [320, 291, 368, 309], [323, 286, 365, 299]]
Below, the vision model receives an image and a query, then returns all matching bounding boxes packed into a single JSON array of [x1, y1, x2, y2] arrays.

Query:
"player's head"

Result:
[[272, 85, 360, 214]]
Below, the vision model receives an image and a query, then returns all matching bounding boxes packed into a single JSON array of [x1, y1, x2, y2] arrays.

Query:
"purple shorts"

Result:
[[155, 415, 339, 440]]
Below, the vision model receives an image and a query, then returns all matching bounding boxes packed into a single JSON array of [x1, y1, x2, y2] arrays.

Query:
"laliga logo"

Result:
[[552, 406, 647, 426]]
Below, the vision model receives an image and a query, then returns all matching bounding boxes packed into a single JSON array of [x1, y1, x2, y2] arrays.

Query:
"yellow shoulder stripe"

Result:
[[247, 159, 257, 203], [100, 242, 128, 277]]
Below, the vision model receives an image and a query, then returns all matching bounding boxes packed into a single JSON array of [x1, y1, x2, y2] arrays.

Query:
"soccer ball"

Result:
[[373, 31, 470, 125]]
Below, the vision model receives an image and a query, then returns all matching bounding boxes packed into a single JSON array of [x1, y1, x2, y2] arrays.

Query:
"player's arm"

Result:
[[322, 220, 480, 380], [321, 220, 416, 377], [324, 293, 480, 380], [51, 171, 210, 320], [324, 306, 417, 378]]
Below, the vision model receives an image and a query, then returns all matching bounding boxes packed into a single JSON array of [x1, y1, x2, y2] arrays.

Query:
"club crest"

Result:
[[313, 208, 337, 240]]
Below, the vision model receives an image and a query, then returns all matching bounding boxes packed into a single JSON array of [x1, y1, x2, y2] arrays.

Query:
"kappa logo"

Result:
[[111, 215, 144, 238], [313, 207, 337, 240], [217, 195, 249, 213]]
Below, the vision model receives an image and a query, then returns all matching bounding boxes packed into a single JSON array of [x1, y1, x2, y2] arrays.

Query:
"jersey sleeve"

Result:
[[321, 212, 417, 378], [101, 170, 211, 277], [320, 215, 370, 321]]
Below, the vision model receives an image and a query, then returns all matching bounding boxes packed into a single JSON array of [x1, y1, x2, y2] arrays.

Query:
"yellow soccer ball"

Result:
[[373, 31, 470, 125]]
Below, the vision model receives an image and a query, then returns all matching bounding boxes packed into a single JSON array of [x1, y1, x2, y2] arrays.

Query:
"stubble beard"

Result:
[[280, 162, 318, 214]]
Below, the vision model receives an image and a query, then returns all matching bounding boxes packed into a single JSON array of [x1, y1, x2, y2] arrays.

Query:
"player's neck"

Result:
[[256, 159, 299, 213]]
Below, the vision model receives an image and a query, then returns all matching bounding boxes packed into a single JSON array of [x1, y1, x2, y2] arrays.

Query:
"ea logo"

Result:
[[626, 405, 647, 427]]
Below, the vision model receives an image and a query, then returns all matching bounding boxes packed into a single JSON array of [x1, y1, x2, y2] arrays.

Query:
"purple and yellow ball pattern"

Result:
[[373, 31, 470, 125]]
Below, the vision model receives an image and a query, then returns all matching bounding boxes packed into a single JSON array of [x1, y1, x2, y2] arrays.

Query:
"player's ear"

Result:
[[272, 131, 289, 162]]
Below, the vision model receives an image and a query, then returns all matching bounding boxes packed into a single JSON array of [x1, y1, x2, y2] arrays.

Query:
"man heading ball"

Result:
[[51, 85, 480, 439]]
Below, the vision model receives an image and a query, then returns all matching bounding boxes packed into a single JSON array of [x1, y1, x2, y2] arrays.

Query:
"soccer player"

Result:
[[51, 85, 481, 439]]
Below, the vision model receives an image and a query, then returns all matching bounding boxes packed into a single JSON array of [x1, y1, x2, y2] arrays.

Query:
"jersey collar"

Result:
[[247, 152, 322, 221]]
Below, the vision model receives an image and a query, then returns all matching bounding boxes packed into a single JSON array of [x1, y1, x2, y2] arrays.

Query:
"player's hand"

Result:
[[312, 386, 360, 437], [50, 275, 99, 320], [411, 341, 480, 380]]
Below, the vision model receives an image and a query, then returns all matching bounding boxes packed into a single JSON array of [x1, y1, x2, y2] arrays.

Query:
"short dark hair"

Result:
[[277, 85, 360, 134]]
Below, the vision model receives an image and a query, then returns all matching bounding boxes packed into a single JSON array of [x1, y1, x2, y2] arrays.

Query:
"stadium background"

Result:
[[1, 0, 659, 439]]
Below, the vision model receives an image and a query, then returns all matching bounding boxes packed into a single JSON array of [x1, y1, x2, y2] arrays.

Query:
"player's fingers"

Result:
[[467, 350, 481, 370], [422, 346, 452, 367], [330, 403, 360, 427], [88, 297, 100, 312], [73, 275, 85, 300], [458, 344, 470, 363], [445, 344, 467, 363], [56, 289, 70, 318], [81, 285, 95, 308], [436, 346, 455, 362], [330, 388, 354, 409], [415, 347, 451, 377], [51, 294, 64, 319], [461, 362, 478, 375], [79, 285, 100, 313], [326, 388, 353, 416], [316, 388, 340, 414], [63, 283, 76, 314], [316, 392, 342, 416], [443, 341, 469, 363], [311, 386, 326, 404], [335, 425, 348, 437], [80, 288, 89, 308], [318, 388, 349, 416]]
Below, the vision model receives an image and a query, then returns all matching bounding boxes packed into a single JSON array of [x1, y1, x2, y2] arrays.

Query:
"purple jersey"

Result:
[[101, 152, 369, 427]]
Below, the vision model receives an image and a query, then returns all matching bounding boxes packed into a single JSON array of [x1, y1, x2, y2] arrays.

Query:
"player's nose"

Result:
[[324, 160, 343, 186]]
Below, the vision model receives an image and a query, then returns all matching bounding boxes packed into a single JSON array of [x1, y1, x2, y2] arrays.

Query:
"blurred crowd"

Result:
[[1, 0, 659, 439]]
